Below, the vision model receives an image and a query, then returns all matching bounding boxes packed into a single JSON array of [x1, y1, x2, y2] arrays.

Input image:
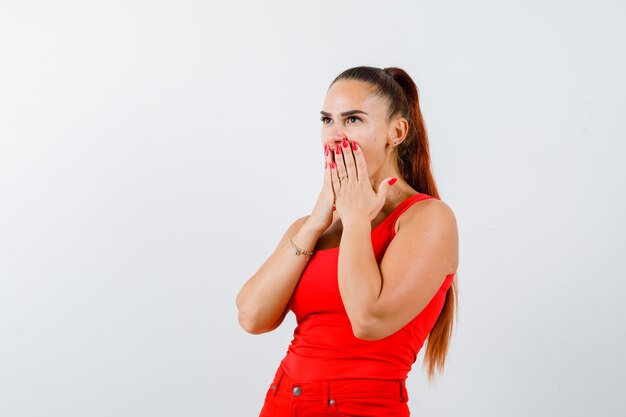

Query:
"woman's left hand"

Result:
[[331, 136, 398, 228]]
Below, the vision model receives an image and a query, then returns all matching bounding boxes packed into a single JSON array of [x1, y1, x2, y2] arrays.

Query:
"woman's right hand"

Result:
[[306, 143, 337, 233], [236, 142, 337, 334]]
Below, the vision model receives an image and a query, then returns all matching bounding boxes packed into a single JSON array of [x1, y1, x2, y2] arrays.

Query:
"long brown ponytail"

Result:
[[329, 66, 458, 381]]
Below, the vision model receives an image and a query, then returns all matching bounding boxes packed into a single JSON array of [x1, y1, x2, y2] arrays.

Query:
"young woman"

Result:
[[236, 66, 459, 417]]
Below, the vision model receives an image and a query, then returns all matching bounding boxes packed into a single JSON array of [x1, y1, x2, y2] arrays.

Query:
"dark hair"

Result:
[[329, 66, 458, 381]]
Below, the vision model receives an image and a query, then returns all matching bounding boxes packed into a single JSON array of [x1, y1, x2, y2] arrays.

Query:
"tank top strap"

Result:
[[386, 193, 439, 236]]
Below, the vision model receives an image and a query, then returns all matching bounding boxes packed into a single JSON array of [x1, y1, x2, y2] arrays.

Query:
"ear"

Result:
[[386, 115, 409, 146]]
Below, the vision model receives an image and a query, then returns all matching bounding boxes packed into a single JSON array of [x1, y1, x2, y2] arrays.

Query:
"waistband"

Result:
[[268, 365, 408, 403]]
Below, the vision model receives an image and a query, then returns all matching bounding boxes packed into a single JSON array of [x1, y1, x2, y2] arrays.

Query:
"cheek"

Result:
[[359, 149, 377, 170]]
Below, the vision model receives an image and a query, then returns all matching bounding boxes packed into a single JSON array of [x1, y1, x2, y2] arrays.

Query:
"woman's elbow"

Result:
[[350, 317, 387, 341], [352, 327, 385, 341], [237, 310, 268, 335], [236, 293, 262, 334]]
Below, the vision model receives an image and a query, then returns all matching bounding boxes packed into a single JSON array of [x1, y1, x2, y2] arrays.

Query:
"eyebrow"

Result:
[[320, 110, 368, 117]]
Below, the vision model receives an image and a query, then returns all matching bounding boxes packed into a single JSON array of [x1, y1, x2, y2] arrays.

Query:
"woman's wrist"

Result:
[[301, 217, 327, 237], [340, 215, 370, 232]]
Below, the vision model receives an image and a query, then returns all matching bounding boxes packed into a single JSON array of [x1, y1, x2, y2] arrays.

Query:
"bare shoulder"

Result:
[[396, 197, 457, 232], [395, 198, 458, 272]]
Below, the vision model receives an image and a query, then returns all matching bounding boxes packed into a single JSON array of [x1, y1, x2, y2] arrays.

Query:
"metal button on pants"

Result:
[[259, 365, 409, 417]]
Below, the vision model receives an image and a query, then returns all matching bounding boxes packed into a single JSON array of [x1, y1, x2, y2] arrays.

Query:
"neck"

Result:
[[369, 170, 414, 212]]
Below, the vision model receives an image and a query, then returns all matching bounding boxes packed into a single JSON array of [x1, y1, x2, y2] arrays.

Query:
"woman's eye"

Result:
[[319, 116, 361, 124]]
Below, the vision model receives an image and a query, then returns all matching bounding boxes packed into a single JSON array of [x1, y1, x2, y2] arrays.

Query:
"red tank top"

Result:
[[279, 193, 456, 381]]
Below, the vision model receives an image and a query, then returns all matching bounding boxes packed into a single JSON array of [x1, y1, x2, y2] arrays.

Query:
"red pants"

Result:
[[258, 365, 410, 417]]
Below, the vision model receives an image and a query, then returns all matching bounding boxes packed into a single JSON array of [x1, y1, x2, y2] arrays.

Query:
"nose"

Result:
[[324, 135, 346, 149]]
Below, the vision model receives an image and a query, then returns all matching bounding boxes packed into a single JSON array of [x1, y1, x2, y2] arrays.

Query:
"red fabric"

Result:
[[259, 365, 410, 417], [279, 193, 456, 381]]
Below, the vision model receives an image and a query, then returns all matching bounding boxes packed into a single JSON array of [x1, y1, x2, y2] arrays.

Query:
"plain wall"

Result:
[[1, 1, 624, 416]]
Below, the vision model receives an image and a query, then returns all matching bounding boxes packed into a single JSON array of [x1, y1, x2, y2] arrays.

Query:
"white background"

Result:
[[1, 1, 625, 416]]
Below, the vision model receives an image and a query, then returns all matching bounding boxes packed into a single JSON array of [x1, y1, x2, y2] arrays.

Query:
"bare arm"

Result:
[[328, 137, 458, 341], [338, 199, 458, 340], [235, 216, 324, 334], [237, 141, 337, 334], [339, 197, 458, 340]]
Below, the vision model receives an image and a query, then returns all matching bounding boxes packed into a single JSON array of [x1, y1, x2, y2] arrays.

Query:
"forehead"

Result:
[[323, 79, 386, 113]]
